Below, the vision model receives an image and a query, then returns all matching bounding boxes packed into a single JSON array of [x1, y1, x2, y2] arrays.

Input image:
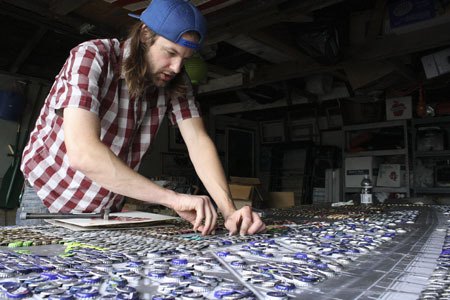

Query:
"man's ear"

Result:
[[139, 24, 149, 43]]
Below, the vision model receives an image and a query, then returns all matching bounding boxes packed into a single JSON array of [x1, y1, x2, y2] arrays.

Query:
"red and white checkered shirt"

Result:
[[21, 38, 201, 213]]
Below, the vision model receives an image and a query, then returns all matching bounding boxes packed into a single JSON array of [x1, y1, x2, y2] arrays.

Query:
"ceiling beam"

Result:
[[206, 0, 344, 45], [201, 19, 450, 94], [198, 73, 246, 94], [250, 31, 311, 62], [49, 0, 91, 15], [206, 64, 236, 78], [9, 27, 48, 74], [1, 0, 116, 38], [355, 21, 450, 61], [226, 34, 299, 63], [387, 59, 420, 82]]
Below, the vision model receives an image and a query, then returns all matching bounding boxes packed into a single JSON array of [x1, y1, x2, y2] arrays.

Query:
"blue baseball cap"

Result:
[[129, 0, 207, 50]]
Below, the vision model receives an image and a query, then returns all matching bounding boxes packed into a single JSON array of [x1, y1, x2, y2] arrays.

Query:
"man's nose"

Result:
[[170, 57, 183, 74]]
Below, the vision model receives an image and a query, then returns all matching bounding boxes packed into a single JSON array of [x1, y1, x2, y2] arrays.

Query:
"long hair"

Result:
[[123, 22, 189, 99]]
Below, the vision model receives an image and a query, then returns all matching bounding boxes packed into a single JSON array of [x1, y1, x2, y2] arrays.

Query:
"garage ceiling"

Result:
[[1, 0, 450, 111]]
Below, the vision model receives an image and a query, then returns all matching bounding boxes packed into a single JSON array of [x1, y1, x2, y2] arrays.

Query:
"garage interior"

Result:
[[3, 0, 449, 211], [0, 0, 450, 299]]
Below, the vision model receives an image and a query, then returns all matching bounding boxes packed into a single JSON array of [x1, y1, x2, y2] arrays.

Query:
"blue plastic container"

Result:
[[0, 91, 25, 122]]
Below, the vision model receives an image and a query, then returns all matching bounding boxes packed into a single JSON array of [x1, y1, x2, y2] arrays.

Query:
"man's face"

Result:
[[146, 33, 197, 87]]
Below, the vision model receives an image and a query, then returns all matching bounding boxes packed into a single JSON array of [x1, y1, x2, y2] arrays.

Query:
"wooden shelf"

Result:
[[414, 187, 450, 194], [345, 149, 407, 157], [342, 120, 410, 200], [414, 150, 450, 157], [343, 120, 406, 131], [412, 116, 450, 125], [412, 117, 450, 196], [345, 187, 409, 193]]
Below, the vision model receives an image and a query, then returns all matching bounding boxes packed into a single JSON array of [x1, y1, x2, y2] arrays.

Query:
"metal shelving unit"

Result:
[[342, 120, 411, 201], [411, 116, 450, 196]]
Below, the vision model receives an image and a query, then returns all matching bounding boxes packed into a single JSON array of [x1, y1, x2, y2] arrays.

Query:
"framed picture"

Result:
[[226, 127, 255, 178], [168, 125, 187, 151], [260, 120, 285, 144], [290, 121, 314, 141]]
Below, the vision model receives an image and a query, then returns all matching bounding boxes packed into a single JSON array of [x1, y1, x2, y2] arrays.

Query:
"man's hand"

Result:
[[223, 206, 266, 236], [171, 193, 218, 235]]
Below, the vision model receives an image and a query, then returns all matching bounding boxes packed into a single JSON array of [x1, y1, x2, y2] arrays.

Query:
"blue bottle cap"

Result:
[[127, 261, 144, 267], [230, 261, 246, 267], [116, 286, 137, 294], [213, 289, 236, 298], [299, 275, 320, 282], [294, 252, 308, 260], [81, 276, 102, 285], [107, 277, 128, 287], [274, 282, 296, 291], [171, 270, 192, 279], [35, 284, 59, 293], [0, 282, 21, 292], [74, 288, 99, 299], [5, 287, 31, 299], [69, 284, 92, 295], [181, 293, 204, 299], [266, 291, 288, 299], [57, 272, 77, 280], [98, 295, 116, 300], [171, 258, 188, 265], [147, 270, 167, 279], [171, 287, 193, 296], [116, 292, 140, 300], [152, 296, 175, 300], [39, 264, 57, 271], [48, 292, 75, 300], [216, 251, 230, 257], [40, 288, 68, 297], [260, 253, 274, 258]]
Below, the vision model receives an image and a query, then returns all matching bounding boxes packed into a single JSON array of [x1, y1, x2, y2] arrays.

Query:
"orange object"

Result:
[[416, 84, 426, 118]]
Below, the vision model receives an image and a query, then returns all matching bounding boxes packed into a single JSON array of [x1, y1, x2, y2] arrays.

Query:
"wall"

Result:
[[0, 74, 50, 187], [0, 74, 50, 225]]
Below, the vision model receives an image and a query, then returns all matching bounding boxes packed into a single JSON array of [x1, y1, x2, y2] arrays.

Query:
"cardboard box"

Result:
[[386, 96, 412, 120], [229, 184, 254, 201], [233, 200, 252, 209], [377, 164, 402, 187], [229, 177, 261, 185], [230, 184, 253, 209], [345, 156, 380, 188], [421, 48, 450, 79], [266, 192, 295, 208]]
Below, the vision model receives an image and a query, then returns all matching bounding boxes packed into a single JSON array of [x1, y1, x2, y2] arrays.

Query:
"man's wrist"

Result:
[[157, 189, 178, 210], [218, 201, 236, 219]]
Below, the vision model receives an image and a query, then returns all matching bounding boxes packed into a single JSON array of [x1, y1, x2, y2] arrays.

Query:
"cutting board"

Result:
[[48, 211, 179, 231]]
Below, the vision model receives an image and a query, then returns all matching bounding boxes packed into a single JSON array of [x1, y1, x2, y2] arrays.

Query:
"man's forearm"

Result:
[[67, 139, 177, 209], [187, 135, 236, 218]]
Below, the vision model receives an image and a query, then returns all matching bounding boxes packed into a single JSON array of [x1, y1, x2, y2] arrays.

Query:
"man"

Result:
[[18, 0, 266, 236]]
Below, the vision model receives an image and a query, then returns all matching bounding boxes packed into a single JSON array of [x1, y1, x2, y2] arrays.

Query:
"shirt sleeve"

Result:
[[168, 72, 202, 125], [50, 40, 107, 115]]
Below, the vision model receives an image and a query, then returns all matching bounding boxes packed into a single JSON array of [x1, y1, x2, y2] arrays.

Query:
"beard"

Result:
[[146, 56, 174, 88]]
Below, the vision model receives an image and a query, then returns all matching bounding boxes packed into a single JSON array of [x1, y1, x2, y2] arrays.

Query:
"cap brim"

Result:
[[128, 13, 141, 19]]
